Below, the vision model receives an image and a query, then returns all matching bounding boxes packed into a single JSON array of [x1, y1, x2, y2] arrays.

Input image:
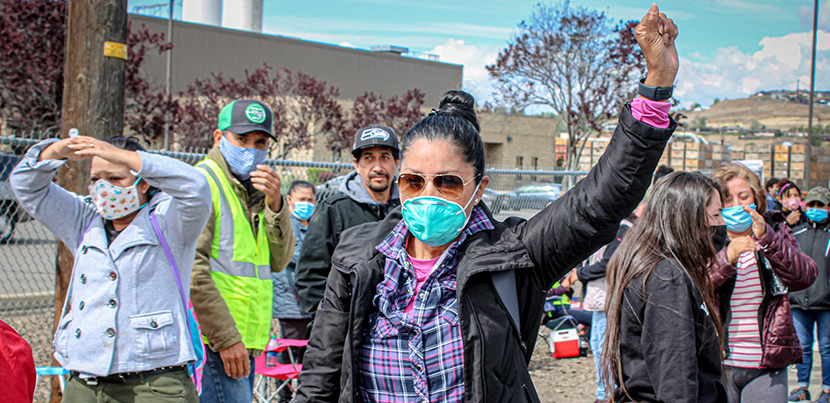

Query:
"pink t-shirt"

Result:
[[631, 98, 671, 129], [404, 253, 442, 313]]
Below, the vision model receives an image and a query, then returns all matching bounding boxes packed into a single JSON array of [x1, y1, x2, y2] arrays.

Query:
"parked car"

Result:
[[508, 183, 562, 210], [0, 151, 21, 244], [482, 188, 510, 214]]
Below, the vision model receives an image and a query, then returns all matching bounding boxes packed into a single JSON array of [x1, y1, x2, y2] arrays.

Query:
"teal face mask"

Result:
[[722, 204, 756, 233], [402, 184, 480, 247], [805, 208, 829, 223]]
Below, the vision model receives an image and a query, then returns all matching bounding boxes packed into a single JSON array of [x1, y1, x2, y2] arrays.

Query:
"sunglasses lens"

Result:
[[399, 174, 426, 198], [434, 175, 465, 199]]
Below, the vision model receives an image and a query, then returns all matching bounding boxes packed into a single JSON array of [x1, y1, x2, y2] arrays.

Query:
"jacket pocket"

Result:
[[130, 310, 178, 359], [53, 316, 73, 359]]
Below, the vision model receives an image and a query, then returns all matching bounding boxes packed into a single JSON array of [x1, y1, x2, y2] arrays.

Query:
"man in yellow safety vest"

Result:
[[191, 99, 294, 402]]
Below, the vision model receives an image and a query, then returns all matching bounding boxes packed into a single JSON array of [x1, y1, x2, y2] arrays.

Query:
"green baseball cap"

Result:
[[805, 186, 830, 205], [217, 100, 274, 140]]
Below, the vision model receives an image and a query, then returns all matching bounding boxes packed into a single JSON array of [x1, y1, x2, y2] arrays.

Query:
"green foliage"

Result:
[[306, 167, 333, 185]]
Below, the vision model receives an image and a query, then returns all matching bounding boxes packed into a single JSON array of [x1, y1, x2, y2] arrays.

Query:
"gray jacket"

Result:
[[11, 139, 211, 376], [272, 214, 311, 319]]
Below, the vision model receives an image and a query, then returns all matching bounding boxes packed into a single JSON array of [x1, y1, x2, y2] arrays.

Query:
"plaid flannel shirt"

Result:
[[358, 206, 494, 403]]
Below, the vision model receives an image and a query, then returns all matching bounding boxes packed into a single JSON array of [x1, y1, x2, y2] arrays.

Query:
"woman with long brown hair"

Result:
[[602, 171, 728, 402]]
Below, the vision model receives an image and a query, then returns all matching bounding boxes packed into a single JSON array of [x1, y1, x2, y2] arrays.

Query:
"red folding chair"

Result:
[[253, 338, 308, 402]]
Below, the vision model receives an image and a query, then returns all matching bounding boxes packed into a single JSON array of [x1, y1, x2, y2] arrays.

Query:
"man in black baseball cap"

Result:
[[295, 124, 401, 320]]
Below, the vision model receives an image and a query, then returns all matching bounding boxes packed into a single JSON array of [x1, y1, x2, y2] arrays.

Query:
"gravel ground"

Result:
[[529, 331, 598, 402]]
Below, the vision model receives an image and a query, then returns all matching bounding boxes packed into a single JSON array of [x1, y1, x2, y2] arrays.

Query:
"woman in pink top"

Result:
[[710, 163, 817, 402]]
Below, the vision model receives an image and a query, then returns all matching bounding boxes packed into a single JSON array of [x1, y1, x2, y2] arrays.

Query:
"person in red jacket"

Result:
[[0, 320, 36, 403], [711, 163, 818, 403]]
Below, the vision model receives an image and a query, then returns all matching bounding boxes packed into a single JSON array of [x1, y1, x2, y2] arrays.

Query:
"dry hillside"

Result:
[[684, 98, 830, 131]]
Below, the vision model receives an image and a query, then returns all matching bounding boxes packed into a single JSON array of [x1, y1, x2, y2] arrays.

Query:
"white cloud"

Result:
[[429, 39, 499, 105], [676, 31, 830, 108]]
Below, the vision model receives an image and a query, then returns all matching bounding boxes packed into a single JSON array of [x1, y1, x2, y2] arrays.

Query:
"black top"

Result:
[[789, 218, 830, 310], [616, 259, 727, 403]]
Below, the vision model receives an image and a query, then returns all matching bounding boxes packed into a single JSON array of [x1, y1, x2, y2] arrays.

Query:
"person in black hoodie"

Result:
[[602, 171, 728, 403], [788, 186, 830, 403], [295, 124, 401, 318]]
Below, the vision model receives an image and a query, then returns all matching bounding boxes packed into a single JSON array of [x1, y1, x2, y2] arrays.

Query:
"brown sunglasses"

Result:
[[398, 173, 479, 200]]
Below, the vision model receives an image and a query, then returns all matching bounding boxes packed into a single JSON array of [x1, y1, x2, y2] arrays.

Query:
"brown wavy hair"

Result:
[[601, 171, 725, 401], [711, 163, 767, 214]]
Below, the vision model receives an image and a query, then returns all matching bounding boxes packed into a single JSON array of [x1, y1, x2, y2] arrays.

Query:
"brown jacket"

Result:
[[710, 212, 817, 369], [191, 146, 294, 354]]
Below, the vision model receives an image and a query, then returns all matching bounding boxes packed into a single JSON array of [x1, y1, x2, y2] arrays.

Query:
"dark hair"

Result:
[[602, 171, 724, 401], [765, 177, 780, 191], [401, 90, 485, 183], [288, 180, 315, 195], [105, 136, 146, 152], [776, 178, 801, 198], [104, 137, 159, 198], [652, 165, 674, 186]]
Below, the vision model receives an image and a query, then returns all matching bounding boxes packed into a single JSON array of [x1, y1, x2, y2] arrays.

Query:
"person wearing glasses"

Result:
[[294, 124, 401, 320], [296, 5, 681, 402], [190, 100, 295, 403]]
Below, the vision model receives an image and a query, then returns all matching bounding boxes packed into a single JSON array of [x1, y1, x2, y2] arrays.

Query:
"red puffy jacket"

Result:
[[710, 212, 818, 369], [0, 319, 36, 403]]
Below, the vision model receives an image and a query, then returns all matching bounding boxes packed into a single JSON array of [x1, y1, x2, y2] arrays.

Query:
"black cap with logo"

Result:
[[217, 99, 275, 140], [351, 124, 399, 159]]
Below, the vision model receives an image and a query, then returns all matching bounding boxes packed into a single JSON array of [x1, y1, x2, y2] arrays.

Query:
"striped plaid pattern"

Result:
[[357, 206, 493, 403], [725, 251, 764, 368]]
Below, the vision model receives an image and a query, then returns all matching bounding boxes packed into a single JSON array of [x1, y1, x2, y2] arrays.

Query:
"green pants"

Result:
[[63, 369, 199, 403]]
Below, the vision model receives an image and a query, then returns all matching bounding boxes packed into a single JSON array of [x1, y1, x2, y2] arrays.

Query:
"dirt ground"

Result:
[[529, 332, 598, 402]]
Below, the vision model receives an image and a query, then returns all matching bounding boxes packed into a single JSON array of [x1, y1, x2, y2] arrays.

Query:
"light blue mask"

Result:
[[805, 208, 829, 223], [402, 184, 480, 247], [722, 204, 756, 233], [292, 201, 314, 220], [219, 136, 268, 180]]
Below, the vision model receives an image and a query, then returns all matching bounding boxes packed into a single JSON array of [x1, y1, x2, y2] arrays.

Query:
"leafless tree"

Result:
[[487, 1, 644, 174]]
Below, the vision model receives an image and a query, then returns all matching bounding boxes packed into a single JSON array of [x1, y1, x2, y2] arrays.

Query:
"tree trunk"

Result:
[[51, 1, 127, 401]]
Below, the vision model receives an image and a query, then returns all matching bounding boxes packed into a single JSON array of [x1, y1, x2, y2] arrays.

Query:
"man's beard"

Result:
[[366, 173, 390, 193]]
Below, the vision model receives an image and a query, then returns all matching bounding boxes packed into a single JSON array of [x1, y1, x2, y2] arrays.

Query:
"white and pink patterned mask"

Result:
[[88, 178, 147, 220]]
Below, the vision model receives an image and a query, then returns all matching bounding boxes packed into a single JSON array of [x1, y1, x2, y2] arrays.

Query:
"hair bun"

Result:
[[437, 90, 480, 132]]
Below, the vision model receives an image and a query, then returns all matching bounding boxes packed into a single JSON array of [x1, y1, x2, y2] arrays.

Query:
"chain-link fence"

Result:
[[0, 134, 586, 402]]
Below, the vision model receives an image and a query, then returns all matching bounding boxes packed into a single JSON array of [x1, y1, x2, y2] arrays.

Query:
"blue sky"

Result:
[[129, 0, 830, 109]]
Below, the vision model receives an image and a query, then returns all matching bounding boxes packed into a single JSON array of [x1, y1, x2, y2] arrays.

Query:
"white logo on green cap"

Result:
[[245, 104, 267, 124]]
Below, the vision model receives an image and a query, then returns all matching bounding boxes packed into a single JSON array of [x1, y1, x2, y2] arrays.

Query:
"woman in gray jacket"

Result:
[[11, 135, 211, 402]]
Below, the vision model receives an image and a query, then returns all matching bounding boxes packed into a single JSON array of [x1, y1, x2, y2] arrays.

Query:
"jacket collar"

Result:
[[81, 197, 161, 259]]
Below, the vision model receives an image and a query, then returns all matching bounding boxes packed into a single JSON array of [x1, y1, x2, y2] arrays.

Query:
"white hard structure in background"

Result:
[[182, 0, 263, 32]]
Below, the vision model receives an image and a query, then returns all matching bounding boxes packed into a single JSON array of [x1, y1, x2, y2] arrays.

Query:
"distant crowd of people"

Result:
[[4, 3, 830, 403]]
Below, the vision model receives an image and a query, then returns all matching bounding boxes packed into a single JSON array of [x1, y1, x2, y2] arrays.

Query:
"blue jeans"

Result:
[[792, 309, 830, 390], [200, 344, 256, 403], [590, 311, 607, 401]]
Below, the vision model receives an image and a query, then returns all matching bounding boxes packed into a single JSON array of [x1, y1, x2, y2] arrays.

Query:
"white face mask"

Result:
[[88, 178, 148, 220]]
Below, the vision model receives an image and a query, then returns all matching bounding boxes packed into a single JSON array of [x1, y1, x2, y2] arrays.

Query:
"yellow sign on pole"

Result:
[[103, 41, 127, 60]]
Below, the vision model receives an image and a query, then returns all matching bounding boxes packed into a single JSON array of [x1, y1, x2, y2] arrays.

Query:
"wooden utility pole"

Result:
[[52, 1, 127, 401]]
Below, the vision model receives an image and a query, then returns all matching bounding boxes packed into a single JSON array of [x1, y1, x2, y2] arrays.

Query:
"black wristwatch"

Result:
[[638, 75, 674, 101]]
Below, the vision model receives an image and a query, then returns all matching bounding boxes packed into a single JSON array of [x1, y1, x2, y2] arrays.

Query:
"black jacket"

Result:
[[576, 221, 632, 283], [789, 218, 830, 310], [295, 104, 675, 403], [295, 171, 400, 315], [616, 259, 727, 403]]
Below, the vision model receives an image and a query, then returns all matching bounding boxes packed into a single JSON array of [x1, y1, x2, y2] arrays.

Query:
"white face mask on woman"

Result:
[[88, 178, 148, 220]]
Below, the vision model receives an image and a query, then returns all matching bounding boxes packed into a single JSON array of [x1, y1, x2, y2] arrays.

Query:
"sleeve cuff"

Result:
[[631, 98, 672, 129], [24, 139, 66, 171]]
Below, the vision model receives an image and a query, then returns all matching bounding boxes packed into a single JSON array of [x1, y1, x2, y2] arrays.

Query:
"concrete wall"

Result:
[[130, 14, 463, 104]]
